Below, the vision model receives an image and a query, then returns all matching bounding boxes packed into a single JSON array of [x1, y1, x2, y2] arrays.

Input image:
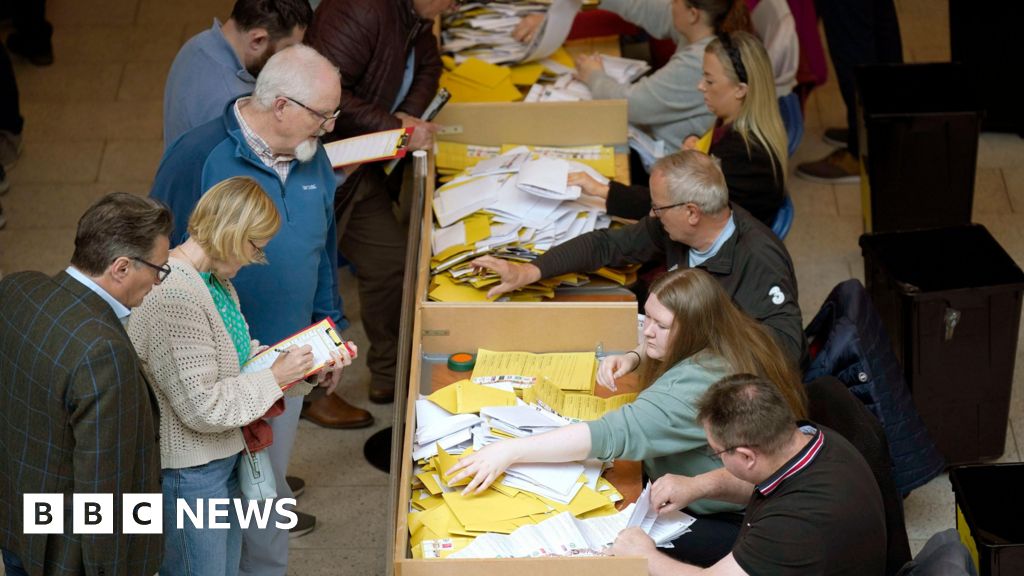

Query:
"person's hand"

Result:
[[396, 112, 441, 150], [253, 344, 269, 355], [682, 135, 701, 150], [651, 473, 705, 516], [512, 13, 545, 43], [568, 172, 610, 199], [470, 255, 542, 299], [446, 441, 519, 495], [609, 527, 657, 557], [596, 353, 639, 392], [574, 53, 606, 84], [270, 345, 315, 387], [314, 343, 358, 396]]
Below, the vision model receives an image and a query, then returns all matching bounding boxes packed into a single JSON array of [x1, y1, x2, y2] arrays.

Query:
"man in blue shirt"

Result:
[[151, 45, 373, 575], [163, 0, 312, 149]]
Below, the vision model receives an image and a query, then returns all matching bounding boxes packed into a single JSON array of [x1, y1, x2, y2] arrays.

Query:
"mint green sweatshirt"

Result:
[[586, 353, 744, 515]]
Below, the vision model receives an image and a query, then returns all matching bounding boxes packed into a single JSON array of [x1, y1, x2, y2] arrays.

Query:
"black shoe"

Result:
[[822, 127, 849, 148], [286, 475, 305, 498], [289, 510, 316, 539], [7, 32, 54, 67]]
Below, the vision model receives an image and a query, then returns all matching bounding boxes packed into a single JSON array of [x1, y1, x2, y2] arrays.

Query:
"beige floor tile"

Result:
[[286, 549, 385, 576], [788, 175, 838, 217], [98, 139, 163, 183], [833, 183, 863, 218], [49, 0, 140, 26], [7, 140, 105, 185], [136, 0, 235, 25], [118, 62, 172, 101], [20, 101, 163, 142], [287, 486, 389, 550], [993, 420, 1020, 463], [14, 62, 124, 102], [902, 473, 956, 540], [0, 228, 77, 275], [972, 168, 1012, 215], [0, 184, 144, 230], [290, 419, 393, 487], [50, 25, 185, 64], [1003, 166, 1024, 213], [977, 132, 1024, 170]]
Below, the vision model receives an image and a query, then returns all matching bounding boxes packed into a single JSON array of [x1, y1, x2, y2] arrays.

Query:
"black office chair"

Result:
[[806, 376, 913, 576]]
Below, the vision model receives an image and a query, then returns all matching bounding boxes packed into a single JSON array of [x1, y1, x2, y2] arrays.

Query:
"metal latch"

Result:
[[944, 307, 961, 341]]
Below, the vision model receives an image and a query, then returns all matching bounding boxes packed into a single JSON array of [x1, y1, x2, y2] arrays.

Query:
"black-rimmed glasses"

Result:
[[706, 444, 756, 462], [650, 200, 692, 217], [283, 96, 340, 133], [131, 257, 172, 281]]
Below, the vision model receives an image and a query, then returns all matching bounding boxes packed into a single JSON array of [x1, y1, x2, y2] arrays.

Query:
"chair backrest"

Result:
[[771, 195, 795, 239], [806, 376, 913, 576]]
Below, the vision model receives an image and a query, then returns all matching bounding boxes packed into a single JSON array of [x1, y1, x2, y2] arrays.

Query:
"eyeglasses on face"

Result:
[[248, 239, 267, 263], [706, 444, 756, 462], [650, 200, 692, 217], [282, 96, 340, 133], [131, 257, 172, 281]]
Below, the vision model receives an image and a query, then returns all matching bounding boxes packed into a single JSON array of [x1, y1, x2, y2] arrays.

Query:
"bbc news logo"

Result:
[[23, 494, 297, 534]]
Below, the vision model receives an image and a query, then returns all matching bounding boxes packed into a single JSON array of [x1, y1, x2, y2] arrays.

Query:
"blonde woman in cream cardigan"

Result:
[[129, 177, 355, 576]]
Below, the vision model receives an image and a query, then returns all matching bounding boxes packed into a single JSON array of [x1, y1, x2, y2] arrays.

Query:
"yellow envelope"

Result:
[[443, 490, 550, 527], [451, 58, 512, 89], [694, 127, 714, 153], [441, 72, 523, 103], [548, 47, 575, 69], [578, 503, 621, 519], [463, 519, 522, 534], [437, 444, 476, 487], [409, 525, 442, 548], [411, 492, 446, 512], [429, 274, 496, 302], [419, 502, 466, 540], [408, 510, 425, 535]]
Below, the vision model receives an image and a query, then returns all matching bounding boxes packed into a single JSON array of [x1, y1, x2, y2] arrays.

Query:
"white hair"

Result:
[[653, 150, 729, 215], [251, 44, 340, 109]]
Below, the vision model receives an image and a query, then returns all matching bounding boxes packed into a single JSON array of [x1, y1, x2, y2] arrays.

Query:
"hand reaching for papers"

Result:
[[650, 473, 706, 516], [512, 13, 545, 43], [313, 343, 358, 396], [270, 345, 315, 388], [471, 255, 543, 299], [568, 171, 610, 199], [608, 527, 657, 557], [396, 112, 441, 151], [596, 353, 640, 392], [574, 53, 606, 84], [682, 135, 702, 150], [447, 440, 520, 495]]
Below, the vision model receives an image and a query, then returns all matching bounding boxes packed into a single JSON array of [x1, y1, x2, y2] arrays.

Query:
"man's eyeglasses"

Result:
[[131, 257, 172, 281], [249, 240, 267, 263], [283, 96, 340, 133], [650, 200, 692, 217], [706, 444, 756, 462]]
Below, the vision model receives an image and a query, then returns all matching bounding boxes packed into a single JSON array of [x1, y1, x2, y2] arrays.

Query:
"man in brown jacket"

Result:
[[0, 193, 170, 576], [306, 0, 448, 411]]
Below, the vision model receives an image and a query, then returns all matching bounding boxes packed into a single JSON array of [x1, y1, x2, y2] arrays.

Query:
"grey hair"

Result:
[[652, 150, 729, 215], [251, 44, 340, 109]]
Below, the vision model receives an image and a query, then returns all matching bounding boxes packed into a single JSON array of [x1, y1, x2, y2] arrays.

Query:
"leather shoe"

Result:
[[301, 394, 373, 429], [369, 387, 395, 404]]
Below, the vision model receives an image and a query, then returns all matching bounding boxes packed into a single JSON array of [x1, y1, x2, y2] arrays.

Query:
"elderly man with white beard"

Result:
[[151, 43, 372, 573]]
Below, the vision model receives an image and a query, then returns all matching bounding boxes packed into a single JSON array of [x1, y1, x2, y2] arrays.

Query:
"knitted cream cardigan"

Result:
[[129, 257, 313, 469]]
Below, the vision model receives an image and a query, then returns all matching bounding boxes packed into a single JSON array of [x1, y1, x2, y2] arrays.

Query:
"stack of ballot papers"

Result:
[[443, 484, 696, 558], [441, 0, 583, 67], [428, 145, 641, 302], [407, 344, 671, 557]]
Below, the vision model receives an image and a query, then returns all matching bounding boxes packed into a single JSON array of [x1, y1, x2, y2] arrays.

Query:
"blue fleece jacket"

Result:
[[150, 101, 346, 344]]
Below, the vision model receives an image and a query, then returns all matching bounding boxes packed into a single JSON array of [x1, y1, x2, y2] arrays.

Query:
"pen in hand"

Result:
[[273, 348, 290, 354]]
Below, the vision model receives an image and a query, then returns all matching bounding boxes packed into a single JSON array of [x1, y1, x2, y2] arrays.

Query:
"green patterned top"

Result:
[[200, 271, 250, 367]]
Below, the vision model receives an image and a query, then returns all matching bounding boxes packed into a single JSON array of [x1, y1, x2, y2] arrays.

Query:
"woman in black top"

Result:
[[571, 31, 788, 227]]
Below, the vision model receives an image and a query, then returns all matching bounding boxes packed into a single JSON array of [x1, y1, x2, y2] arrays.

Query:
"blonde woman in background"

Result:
[[129, 176, 355, 576]]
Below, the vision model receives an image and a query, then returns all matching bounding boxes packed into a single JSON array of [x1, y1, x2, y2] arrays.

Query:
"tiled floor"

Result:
[[1, 0, 1022, 574]]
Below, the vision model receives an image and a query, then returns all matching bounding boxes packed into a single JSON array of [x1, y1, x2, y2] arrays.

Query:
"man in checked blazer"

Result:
[[0, 193, 172, 576]]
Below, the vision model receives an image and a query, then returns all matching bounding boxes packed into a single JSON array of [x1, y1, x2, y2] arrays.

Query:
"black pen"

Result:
[[274, 348, 290, 354]]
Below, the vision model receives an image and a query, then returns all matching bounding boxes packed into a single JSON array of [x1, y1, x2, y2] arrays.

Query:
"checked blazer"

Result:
[[0, 270, 162, 576]]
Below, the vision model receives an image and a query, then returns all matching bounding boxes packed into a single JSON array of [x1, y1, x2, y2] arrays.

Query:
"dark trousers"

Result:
[[9, 0, 53, 49], [0, 45, 23, 134], [663, 510, 743, 568], [816, 0, 903, 155], [335, 167, 407, 393], [2, 549, 30, 576]]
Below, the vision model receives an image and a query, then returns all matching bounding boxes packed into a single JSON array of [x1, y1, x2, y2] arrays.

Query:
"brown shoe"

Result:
[[369, 387, 395, 405], [301, 394, 373, 429], [796, 148, 860, 184]]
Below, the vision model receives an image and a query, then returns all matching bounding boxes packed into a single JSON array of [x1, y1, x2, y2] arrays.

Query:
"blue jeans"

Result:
[[162, 452, 243, 576], [2, 549, 30, 576]]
